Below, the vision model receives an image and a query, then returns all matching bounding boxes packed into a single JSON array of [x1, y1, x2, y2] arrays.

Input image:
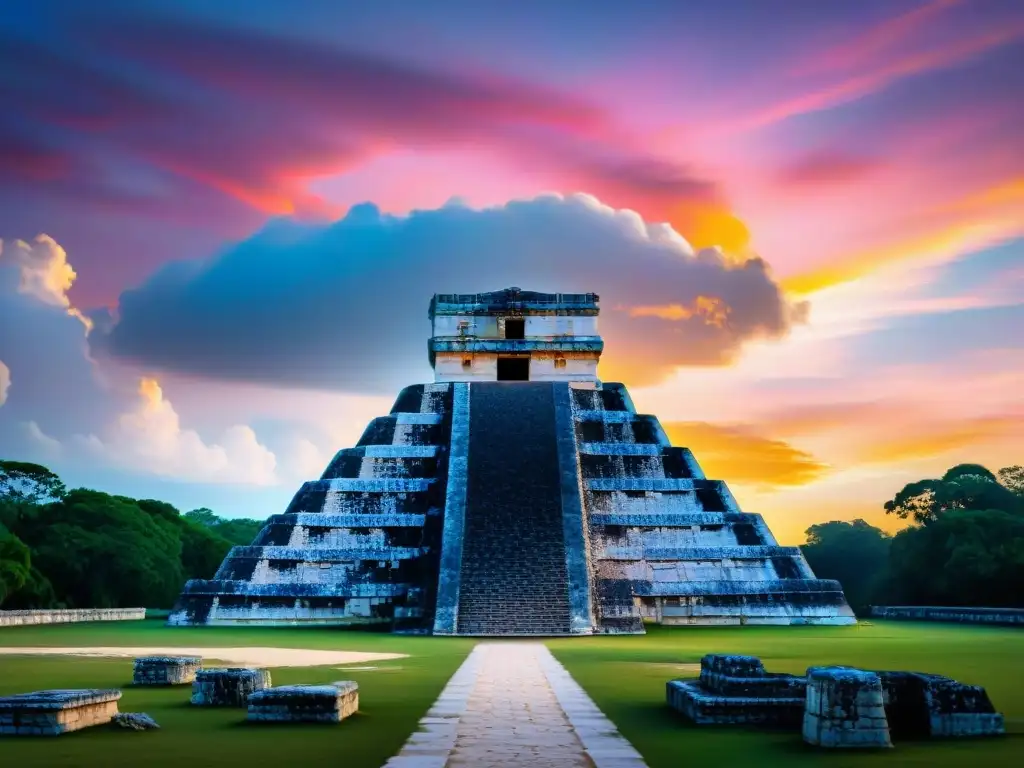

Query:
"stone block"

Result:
[[0, 689, 121, 736], [701, 654, 766, 677], [191, 668, 271, 707], [133, 656, 202, 686], [803, 667, 892, 749], [247, 681, 358, 723], [112, 712, 160, 730]]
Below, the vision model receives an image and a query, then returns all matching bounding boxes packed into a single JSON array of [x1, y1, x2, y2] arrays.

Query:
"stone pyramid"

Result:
[[170, 288, 855, 633]]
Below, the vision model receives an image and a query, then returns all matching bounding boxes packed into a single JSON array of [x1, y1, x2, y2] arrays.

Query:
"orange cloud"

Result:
[[668, 202, 751, 253], [781, 176, 1024, 295], [858, 415, 1023, 464], [663, 421, 830, 490], [629, 296, 731, 328]]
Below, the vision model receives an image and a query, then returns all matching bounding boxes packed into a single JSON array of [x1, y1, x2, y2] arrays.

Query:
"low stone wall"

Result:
[[0, 690, 121, 736], [870, 606, 1024, 626], [0, 608, 146, 627]]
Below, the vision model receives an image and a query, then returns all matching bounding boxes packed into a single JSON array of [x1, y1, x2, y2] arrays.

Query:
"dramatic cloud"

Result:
[[0, 234, 77, 307], [0, 236, 283, 486], [662, 422, 830, 490], [64, 378, 279, 486], [0, 13, 723, 229], [96, 194, 806, 393]]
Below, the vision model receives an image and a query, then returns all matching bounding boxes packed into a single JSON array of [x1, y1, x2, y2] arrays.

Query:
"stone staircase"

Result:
[[456, 383, 572, 635]]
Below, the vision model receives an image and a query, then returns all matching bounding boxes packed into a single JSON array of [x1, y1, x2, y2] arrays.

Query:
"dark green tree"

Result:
[[801, 520, 891, 615], [16, 489, 185, 609], [185, 507, 264, 546], [884, 463, 1023, 524], [887, 508, 1024, 607], [135, 499, 233, 580], [0, 460, 67, 504], [0, 531, 32, 606]]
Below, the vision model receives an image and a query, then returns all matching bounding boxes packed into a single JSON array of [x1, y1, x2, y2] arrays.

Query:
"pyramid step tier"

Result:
[[260, 512, 429, 528], [178, 581, 411, 597], [628, 578, 846, 596], [222, 546, 428, 561], [597, 545, 803, 561]]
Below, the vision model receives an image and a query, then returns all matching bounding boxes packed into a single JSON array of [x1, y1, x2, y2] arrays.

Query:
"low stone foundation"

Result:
[[802, 667, 892, 749], [0, 608, 145, 627], [0, 689, 121, 736], [666, 654, 1005, 752], [133, 656, 202, 686], [191, 668, 271, 706], [247, 681, 359, 723], [666, 654, 806, 727], [877, 671, 1004, 738]]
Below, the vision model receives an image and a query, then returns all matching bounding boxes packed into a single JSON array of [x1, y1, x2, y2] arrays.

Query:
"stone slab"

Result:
[[247, 682, 358, 723], [0, 689, 121, 736]]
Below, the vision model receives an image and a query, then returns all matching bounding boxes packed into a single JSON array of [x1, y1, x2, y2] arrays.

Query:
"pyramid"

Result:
[[170, 288, 855, 633]]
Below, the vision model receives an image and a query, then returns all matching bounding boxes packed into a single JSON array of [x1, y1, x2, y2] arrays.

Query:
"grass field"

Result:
[[0, 620, 1020, 767], [0, 621, 475, 768], [549, 621, 1023, 767]]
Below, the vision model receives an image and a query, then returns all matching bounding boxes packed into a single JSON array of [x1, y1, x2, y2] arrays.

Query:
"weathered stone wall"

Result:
[[870, 606, 1024, 626], [0, 608, 145, 627]]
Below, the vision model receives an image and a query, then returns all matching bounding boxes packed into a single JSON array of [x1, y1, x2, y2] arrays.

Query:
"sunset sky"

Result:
[[1, 0, 1021, 543]]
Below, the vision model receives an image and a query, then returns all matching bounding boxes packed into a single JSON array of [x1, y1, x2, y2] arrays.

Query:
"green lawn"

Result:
[[548, 621, 1023, 768], [1, 620, 1020, 767], [0, 620, 475, 768]]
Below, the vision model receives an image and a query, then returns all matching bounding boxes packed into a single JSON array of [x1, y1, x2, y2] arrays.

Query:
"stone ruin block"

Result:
[[191, 668, 271, 707], [877, 671, 1004, 739], [0, 689, 121, 736], [803, 667, 892, 749], [133, 656, 202, 686], [247, 681, 359, 723], [667, 654, 806, 727], [112, 712, 160, 730]]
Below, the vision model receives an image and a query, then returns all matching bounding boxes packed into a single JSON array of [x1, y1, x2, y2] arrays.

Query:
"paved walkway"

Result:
[[384, 642, 647, 768]]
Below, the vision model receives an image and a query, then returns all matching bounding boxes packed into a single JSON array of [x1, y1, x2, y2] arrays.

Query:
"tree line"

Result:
[[802, 463, 1024, 614], [0, 461, 262, 609], [1, 459, 1022, 613]]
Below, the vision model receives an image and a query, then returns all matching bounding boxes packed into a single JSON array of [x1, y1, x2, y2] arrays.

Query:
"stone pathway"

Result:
[[384, 642, 647, 768]]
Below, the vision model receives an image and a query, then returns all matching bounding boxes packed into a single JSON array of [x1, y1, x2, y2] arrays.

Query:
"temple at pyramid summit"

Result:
[[169, 287, 856, 633]]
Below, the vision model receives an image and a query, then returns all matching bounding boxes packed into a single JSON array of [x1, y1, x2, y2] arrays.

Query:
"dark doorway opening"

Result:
[[497, 357, 530, 381], [504, 318, 525, 339]]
